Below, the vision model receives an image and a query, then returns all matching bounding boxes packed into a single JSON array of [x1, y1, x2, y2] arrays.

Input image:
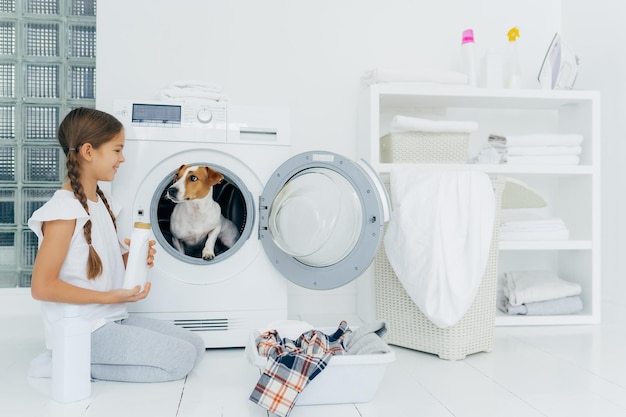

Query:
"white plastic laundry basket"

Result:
[[245, 327, 395, 405]]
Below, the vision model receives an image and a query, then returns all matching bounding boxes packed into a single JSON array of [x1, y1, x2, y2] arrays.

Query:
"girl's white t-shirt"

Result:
[[28, 189, 129, 349]]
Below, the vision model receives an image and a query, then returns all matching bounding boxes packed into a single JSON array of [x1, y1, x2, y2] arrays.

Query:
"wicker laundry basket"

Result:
[[375, 176, 505, 360], [380, 132, 470, 163]]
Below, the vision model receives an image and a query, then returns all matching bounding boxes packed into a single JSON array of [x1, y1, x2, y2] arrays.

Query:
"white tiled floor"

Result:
[[3, 302, 626, 417]]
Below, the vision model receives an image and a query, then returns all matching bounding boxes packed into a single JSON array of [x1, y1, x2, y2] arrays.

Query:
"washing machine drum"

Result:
[[260, 151, 388, 290]]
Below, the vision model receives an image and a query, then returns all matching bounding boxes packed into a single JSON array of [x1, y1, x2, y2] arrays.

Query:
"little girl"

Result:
[[28, 107, 204, 382]]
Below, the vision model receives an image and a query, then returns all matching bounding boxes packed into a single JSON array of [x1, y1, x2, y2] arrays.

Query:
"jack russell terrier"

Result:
[[167, 164, 240, 260]]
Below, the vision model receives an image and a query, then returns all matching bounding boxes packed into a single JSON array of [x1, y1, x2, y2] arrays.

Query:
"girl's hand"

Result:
[[109, 282, 152, 303], [147, 240, 156, 268], [123, 238, 157, 268]]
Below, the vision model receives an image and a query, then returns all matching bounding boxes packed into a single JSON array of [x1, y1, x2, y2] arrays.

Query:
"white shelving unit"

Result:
[[360, 83, 601, 326]]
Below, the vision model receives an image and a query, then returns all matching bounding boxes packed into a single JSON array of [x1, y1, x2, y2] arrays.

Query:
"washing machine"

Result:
[[111, 99, 389, 348]]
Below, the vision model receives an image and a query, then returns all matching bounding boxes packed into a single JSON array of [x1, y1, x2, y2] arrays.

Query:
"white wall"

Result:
[[97, 0, 562, 320], [562, 1, 626, 308]]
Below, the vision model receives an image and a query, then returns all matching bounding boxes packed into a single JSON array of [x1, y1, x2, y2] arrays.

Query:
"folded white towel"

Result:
[[506, 146, 582, 156], [390, 115, 478, 133], [500, 213, 570, 241], [361, 67, 468, 86], [506, 155, 580, 165], [499, 229, 570, 241], [384, 168, 495, 328], [498, 295, 583, 315], [159, 79, 228, 102], [168, 80, 222, 92], [500, 218, 567, 232], [503, 270, 582, 306], [468, 145, 502, 164], [489, 134, 584, 147], [159, 89, 228, 102]]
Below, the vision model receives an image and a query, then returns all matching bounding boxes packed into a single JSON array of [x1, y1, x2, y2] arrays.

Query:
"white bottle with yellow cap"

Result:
[[123, 222, 151, 291], [506, 26, 522, 89]]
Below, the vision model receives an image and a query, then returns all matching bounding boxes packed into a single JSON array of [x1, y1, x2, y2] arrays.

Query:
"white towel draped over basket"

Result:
[[383, 167, 495, 328]]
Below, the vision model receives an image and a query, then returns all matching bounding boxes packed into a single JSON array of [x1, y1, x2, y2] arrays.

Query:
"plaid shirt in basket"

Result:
[[249, 321, 350, 417]]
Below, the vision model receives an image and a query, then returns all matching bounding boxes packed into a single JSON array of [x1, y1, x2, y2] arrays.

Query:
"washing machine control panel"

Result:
[[127, 102, 226, 127], [113, 100, 228, 142]]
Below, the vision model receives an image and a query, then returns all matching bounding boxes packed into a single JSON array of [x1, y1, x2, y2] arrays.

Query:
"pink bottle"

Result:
[[461, 29, 477, 87]]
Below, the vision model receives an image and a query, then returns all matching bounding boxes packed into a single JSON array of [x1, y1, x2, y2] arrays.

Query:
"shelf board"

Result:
[[376, 163, 594, 175], [374, 84, 600, 110], [495, 313, 598, 326]]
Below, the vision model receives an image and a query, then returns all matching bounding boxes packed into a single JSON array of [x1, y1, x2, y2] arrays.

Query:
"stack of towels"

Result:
[[499, 270, 583, 315], [500, 209, 570, 241], [488, 133, 583, 165]]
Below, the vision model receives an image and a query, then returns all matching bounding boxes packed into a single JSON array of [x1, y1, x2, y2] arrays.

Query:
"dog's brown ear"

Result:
[[174, 164, 186, 180], [205, 166, 224, 186]]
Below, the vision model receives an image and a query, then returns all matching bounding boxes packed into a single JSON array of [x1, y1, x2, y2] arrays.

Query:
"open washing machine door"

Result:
[[259, 151, 390, 290]]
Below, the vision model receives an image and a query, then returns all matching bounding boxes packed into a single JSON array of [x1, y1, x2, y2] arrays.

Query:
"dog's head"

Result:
[[166, 164, 224, 203]]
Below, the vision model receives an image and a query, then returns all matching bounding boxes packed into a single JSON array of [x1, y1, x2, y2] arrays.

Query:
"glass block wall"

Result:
[[0, 0, 96, 288]]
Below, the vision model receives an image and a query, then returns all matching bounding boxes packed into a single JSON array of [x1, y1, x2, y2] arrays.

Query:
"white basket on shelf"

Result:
[[379, 131, 470, 163]]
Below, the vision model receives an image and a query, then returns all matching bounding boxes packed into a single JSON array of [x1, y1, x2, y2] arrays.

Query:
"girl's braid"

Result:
[[66, 149, 103, 279], [96, 186, 117, 231]]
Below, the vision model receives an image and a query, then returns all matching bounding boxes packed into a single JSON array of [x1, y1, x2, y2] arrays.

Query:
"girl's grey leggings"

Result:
[[91, 315, 205, 382]]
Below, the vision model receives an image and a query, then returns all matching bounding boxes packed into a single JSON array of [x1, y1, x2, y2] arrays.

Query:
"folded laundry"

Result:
[[498, 295, 583, 315], [500, 228, 570, 241], [159, 79, 229, 102], [499, 209, 570, 241], [167, 80, 222, 92], [505, 145, 582, 156], [489, 133, 584, 147], [503, 270, 582, 306], [501, 220, 568, 236], [361, 67, 468, 86], [468, 145, 502, 164], [506, 155, 580, 165], [501, 218, 567, 231], [487, 134, 583, 165], [390, 115, 478, 133]]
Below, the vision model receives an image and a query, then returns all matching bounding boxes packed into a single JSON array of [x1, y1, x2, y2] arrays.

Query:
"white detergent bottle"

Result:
[[506, 26, 522, 89], [461, 28, 477, 87], [51, 304, 91, 403], [123, 222, 151, 291]]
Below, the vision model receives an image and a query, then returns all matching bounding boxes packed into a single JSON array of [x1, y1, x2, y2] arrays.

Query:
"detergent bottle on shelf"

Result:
[[506, 26, 522, 89], [51, 304, 91, 403], [122, 222, 151, 291], [461, 28, 477, 87]]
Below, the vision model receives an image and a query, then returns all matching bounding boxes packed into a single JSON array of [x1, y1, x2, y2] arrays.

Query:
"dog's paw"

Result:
[[202, 249, 216, 260]]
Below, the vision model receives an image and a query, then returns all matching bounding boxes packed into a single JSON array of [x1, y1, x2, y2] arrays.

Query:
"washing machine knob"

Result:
[[197, 108, 213, 123]]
